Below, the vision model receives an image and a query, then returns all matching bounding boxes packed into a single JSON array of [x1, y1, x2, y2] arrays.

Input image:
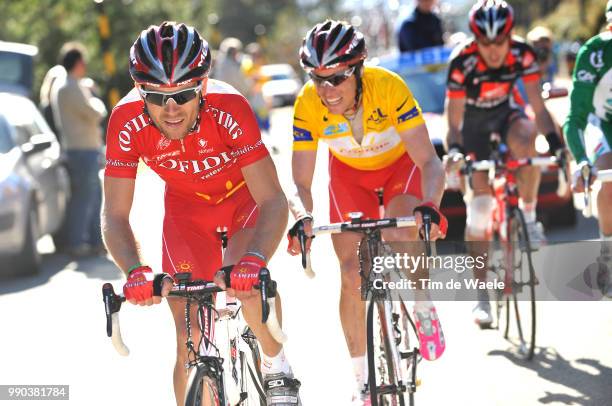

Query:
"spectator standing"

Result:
[[527, 26, 557, 84], [39, 64, 66, 136], [212, 37, 251, 97], [51, 42, 107, 257], [397, 0, 444, 52]]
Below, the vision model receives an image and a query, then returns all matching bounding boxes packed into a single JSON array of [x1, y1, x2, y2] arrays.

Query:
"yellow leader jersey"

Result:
[[292, 66, 425, 170]]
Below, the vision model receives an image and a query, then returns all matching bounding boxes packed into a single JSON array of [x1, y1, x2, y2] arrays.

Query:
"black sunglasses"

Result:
[[139, 84, 201, 106], [309, 66, 356, 87]]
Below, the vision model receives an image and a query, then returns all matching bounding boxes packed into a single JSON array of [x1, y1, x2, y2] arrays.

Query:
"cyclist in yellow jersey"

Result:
[[286, 20, 447, 405]]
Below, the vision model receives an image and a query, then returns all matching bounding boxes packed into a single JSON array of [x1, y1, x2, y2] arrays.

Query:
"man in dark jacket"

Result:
[[398, 0, 444, 52]]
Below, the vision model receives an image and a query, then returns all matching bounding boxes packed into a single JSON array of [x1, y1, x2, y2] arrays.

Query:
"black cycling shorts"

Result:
[[462, 103, 526, 160]]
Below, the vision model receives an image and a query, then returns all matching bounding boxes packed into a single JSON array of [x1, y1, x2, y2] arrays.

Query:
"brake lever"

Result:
[[422, 214, 432, 257], [102, 283, 125, 337]]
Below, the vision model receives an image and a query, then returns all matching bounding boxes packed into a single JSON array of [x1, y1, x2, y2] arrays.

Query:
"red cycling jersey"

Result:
[[105, 80, 268, 205]]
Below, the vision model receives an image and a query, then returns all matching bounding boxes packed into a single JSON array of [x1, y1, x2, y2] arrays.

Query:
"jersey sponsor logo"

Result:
[[450, 69, 465, 85], [147, 149, 181, 163], [397, 107, 419, 124], [293, 126, 313, 141], [106, 159, 138, 168], [480, 82, 511, 100], [323, 122, 349, 136], [157, 137, 171, 150], [117, 113, 149, 152], [159, 151, 234, 174], [367, 108, 388, 125], [576, 70, 597, 83], [205, 106, 244, 139], [590, 50, 604, 69], [521, 51, 535, 68]]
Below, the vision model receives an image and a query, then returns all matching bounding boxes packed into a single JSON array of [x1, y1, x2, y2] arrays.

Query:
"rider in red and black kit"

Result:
[[444, 0, 564, 326]]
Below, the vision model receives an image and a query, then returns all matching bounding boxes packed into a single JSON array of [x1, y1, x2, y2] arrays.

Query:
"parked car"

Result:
[[377, 46, 575, 238], [0, 41, 37, 98], [0, 93, 70, 277], [260, 63, 302, 108]]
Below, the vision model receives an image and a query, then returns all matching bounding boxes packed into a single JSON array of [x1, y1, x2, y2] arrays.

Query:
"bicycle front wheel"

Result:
[[185, 364, 224, 406], [366, 299, 406, 406], [240, 327, 266, 406], [504, 208, 537, 360]]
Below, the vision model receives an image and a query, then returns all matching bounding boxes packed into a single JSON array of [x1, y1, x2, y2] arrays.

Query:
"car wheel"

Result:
[[12, 205, 41, 276]]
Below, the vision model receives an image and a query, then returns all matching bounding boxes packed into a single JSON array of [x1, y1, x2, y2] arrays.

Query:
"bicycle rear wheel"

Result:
[[185, 363, 225, 406], [504, 208, 537, 360]]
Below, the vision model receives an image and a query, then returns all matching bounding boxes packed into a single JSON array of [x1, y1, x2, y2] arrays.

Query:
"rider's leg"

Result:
[[506, 117, 540, 222], [223, 227, 289, 373], [331, 232, 368, 390], [464, 172, 495, 325], [595, 152, 612, 242]]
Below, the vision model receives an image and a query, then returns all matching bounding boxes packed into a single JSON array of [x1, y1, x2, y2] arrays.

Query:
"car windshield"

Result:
[[400, 68, 447, 114], [0, 115, 15, 153]]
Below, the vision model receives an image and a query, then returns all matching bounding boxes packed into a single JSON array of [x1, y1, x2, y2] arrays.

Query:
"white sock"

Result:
[[260, 347, 291, 376], [414, 289, 432, 310], [519, 199, 537, 223], [352, 356, 366, 392]]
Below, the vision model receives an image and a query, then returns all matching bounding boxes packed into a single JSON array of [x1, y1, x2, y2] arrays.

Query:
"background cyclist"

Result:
[[286, 19, 447, 405], [444, 0, 565, 326], [102, 22, 301, 406], [563, 0, 612, 297]]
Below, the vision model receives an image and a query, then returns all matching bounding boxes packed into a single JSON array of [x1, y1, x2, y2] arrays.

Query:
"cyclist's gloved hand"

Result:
[[413, 202, 448, 240], [228, 254, 266, 291], [286, 214, 314, 256], [123, 266, 172, 305], [445, 143, 465, 172]]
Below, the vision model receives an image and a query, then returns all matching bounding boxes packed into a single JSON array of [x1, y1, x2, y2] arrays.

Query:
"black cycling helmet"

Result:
[[129, 21, 212, 87], [469, 0, 514, 41], [299, 20, 367, 72]]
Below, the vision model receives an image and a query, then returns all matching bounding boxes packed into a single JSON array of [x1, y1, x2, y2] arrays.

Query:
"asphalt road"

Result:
[[1, 107, 611, 406]]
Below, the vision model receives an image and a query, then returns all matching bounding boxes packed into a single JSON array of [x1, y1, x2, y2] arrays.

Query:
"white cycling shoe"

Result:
[[473, 302, 493, 328]]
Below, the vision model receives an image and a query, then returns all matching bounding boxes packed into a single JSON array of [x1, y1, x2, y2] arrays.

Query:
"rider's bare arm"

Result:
[[399, 123, 445, 206], [241, 156, 289, 260], [101, 176, 142, 275], [524, 79, 558, 135], [445, 96, 466, 149], [289, 150, 317, 220]]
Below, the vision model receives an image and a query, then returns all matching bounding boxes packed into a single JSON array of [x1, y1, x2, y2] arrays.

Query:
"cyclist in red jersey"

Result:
[[444, 1, 565, 326], [102, 22, 301, 406]]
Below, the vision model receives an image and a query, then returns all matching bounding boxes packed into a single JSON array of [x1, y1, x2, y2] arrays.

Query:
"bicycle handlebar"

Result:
[[102, 268, 287, 356], [581, 167, 612, 218], [297, 215, 434, 277]]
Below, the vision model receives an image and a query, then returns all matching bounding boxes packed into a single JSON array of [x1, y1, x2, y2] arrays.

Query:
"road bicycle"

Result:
[[297, 212, 433, 406], [457, 134, 567, 360], [102, 229, 286, 406], [579, 164, 612, 296]]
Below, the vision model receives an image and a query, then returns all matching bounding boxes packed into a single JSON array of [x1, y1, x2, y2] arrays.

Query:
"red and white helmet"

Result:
[[129, 21, 212, 87], [469, 0, 514, 41], [299, 20, 367, 72]]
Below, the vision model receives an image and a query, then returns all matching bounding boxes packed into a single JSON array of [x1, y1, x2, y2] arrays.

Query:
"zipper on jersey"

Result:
[[179, 138, 186, 152]]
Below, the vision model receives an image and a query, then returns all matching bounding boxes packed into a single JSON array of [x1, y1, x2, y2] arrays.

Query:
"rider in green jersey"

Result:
[[563, 0, 612, 297]]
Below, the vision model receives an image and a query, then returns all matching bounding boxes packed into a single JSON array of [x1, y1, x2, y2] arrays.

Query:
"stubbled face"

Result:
[[142, 82, 201, 140], [476, 35, 511, 69], [311, 65, 358, 115]]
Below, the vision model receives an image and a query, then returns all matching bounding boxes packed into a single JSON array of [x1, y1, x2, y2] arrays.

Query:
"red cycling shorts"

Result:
[[328, 153, 422, 223], [161, 185, 258, 281]]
